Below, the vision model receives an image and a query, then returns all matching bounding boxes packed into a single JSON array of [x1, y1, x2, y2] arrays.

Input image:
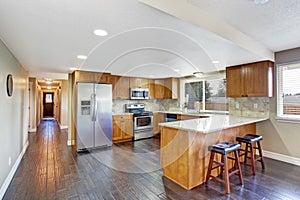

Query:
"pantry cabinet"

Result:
[[226, 60, 274, 98]]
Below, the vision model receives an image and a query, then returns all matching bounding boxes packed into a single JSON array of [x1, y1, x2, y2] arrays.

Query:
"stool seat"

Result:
[[236, 134, 263, 144], [208, 142, 240, 155]]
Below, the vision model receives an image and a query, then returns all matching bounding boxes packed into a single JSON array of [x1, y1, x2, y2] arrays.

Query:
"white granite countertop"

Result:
[[159, 114, 268, 134]]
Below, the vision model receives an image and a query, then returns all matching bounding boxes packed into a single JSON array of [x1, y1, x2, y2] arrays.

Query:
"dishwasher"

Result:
[[164, 113, 177, 122]]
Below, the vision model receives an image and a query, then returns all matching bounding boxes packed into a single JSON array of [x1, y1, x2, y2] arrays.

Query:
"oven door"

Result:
[[134, 116, 153, 131]]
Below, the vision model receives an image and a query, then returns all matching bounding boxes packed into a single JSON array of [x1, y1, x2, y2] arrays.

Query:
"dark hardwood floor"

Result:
[[4, 119, 300, 200]]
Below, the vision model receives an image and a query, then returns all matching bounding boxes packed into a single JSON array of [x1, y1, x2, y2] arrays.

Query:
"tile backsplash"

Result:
[[113, 99, 180, 113], [228, 97, 270, 118]]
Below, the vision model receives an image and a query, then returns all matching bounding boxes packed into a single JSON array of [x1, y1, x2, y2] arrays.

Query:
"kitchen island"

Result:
[[159, 114, 268, 190]]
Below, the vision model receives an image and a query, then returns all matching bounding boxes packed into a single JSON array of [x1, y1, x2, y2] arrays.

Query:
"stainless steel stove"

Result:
[[125, 103, 153, 140]]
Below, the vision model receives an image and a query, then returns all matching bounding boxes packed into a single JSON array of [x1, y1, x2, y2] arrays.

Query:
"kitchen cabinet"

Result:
[[226, 60, 274, 98], [129, 77, 149, 88], [112, 76, 130, 99], [95, 72, 111, 84], [74, 70, 111, 84], [154, 79, 165, 99], [153, 113, 165, 134], [164, 78, 178, 99], [112, 115, 133, 143]]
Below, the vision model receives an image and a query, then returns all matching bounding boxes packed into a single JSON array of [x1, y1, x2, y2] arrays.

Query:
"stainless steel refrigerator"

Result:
[[76, 83, 112, 152]]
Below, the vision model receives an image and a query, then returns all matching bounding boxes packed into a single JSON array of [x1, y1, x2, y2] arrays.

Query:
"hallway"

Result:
[[4, 119, 300, 199]]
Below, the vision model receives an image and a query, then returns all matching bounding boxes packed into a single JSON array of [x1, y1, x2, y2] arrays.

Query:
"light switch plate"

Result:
[[254, 103, 258, 109], [236, 103, 239, 109]]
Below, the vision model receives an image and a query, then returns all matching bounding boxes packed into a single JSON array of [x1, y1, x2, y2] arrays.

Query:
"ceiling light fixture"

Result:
[[254, 0, 269, 5], [77, 55, 87, 60], [69, 67, 78, 71], [193, 72, 204, 78], [174, 69, 180, 72], [47, 86, 52, 90], [46, 81, 52, 84], [212, 60, 220, 64], [93, 29, 108, 36]]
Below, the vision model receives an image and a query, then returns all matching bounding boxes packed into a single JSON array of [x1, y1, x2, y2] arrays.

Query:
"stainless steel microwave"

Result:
[[130, 88, 149, 100]]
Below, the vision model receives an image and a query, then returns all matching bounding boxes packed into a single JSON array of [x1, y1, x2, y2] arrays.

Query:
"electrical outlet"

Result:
[[254, 103, 258, 109], [8, 157, 11, 166], [235, 103, 240, 109]]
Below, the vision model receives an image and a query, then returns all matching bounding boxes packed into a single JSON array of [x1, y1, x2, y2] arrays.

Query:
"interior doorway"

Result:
[[43, 92, 54, 117]]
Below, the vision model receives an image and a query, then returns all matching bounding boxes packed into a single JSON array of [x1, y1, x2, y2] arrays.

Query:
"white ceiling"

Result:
[[0, 0, 299, 78]]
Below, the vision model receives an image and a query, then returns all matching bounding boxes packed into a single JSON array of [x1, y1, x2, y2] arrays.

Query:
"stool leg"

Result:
[[244, 143, 249, 164], [223, 155, 230, 194], [250, 144, 256, 175], [234, 150, 244, 185], [206, 152, 215, 183], [257, 141, 265, 170]]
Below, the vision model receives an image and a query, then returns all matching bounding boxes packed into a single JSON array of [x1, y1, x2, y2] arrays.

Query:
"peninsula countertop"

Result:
[[159, 114, 268, 133]]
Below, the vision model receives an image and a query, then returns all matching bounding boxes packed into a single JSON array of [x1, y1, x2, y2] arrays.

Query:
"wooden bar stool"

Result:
[[205, 142, 244, 194], [236, 134, 265, 175]]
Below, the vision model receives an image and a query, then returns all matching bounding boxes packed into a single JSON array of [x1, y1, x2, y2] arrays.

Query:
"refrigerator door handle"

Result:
[[94, 94, 98, 121], [91, 94, 96, 122]]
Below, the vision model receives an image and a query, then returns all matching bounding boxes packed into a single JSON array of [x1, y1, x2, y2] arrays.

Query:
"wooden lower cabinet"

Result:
[[153, 113, 165, 134], [112, 115, 133, 143]]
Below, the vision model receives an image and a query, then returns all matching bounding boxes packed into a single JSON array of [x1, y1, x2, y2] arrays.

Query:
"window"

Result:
[[184, 77, 228, 111], [277, 63, 300, 120], [45, 94, 53, 103]]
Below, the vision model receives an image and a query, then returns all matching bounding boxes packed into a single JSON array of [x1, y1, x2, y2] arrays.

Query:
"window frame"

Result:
[[276, 62, 300, 123], [180, 73, 228, 113]]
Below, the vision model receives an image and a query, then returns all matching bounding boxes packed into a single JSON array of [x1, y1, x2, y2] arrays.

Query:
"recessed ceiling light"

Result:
[[174, 69, 180, 72], [93, 29, 108, 36], [212, 60, 220, 64], [254, 0, 269, 5], [69, 67, 77, 71], [77, 55, 87, 60], [47, 86, 52, 90], [46, 81, 52, 84]]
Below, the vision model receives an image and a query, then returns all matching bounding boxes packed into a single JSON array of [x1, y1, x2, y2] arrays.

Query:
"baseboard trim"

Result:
[[263, 150, 300, 166], [0, 140, 29, 199]]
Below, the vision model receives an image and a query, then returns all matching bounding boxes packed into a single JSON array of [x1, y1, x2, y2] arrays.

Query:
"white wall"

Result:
[[0, 39, 29, 197]]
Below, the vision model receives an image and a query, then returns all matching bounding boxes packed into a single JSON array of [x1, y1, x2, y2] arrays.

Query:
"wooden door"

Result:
[[226, 66, 245, 97], [43, 92, 54, 117]]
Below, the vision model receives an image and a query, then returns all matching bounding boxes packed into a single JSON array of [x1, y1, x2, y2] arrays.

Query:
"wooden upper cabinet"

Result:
[[74, 70, 96, 83], [164, 78, 178, 99], [112, 76, 130, 99], [74, 70, 112, 84], [95, 72, 111, 84], [149, 79, 155, 99], [154, 79, 165, 99], [129, 77, 149, 88], [226, 66, 245, 97], [226, 60, 274, 98]]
